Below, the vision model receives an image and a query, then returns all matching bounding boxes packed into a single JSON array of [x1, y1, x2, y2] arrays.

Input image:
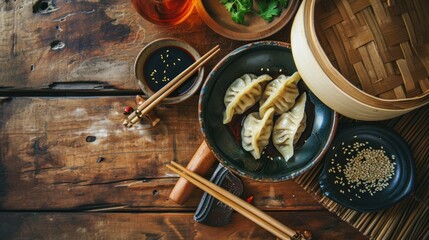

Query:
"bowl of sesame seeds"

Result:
[[319, 124, 415, 212], [134, 38, 204, 104]]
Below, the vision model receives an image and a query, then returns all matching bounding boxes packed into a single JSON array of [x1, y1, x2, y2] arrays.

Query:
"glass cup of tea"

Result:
[[131, 0, 195, 26]]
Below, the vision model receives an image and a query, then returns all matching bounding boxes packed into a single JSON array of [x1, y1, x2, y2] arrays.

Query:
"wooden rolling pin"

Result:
[[169, 140, 216, 205]]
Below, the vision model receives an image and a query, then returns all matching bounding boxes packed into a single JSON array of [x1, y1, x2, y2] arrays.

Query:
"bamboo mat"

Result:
[[295, 105, 429, 240]]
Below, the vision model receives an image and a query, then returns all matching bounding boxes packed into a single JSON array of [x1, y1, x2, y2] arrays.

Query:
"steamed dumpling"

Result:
[[241, 108, 275, 159], [294, 114, 307, 145], [272, 93, 307, 162], [259, 72, 301, 116], [223, 74, 272, 124]]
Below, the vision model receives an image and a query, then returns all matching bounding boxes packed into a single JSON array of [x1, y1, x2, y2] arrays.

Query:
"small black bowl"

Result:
[[319, 124, 415, 212], [199, 41, 338, 181]]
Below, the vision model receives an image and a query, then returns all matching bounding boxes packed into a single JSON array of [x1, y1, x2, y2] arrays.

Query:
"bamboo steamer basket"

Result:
[[291, 0, 429, 120]]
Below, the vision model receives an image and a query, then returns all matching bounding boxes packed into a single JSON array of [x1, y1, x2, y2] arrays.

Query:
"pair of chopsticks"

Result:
[[166, 161, 306, 240], [123, 45, 221, 128]]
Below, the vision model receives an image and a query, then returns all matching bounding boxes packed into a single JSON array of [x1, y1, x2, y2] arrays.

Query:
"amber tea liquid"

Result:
[[132, 0, 194, 26]]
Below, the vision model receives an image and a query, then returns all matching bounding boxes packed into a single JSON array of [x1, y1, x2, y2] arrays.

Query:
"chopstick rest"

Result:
[[135, 95, 161, 128], [194, 163, 243, 227]]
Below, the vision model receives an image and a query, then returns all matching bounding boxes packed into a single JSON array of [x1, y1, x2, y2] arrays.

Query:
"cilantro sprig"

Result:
[[219, 0, 289, 25]]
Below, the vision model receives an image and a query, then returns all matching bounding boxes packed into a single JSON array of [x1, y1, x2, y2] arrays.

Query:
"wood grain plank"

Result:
[[0, 0, 293, 91], [0, 175, 322, 211], [0, 96, 322, 211], [0, 211, 367, 239]]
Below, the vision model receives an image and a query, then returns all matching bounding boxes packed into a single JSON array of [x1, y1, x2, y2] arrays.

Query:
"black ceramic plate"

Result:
[[319, 124, 415, 212], [199, 41, 338, 181]]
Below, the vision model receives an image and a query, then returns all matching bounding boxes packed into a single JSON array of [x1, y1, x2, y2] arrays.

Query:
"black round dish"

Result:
[[199, 41, 338, 181], [319, 124, 415, 212]]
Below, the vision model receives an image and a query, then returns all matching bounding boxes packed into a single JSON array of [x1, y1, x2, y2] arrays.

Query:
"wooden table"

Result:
[[0, 1, 368, 239]]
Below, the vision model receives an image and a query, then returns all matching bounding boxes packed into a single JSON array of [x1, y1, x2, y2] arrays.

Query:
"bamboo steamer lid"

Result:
[[291, 0, 429, 120]]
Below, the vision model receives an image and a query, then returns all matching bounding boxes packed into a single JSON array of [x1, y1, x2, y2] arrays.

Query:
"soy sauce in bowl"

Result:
[[143, 46, 198, 97], [134, 38, 204, 104]]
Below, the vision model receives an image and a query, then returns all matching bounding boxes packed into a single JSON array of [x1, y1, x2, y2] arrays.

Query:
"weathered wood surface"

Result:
[[0, 0, 291, 91], [0, 96, 366, 239], [0, 96, 321, 211], [0, 0, 367, 238], [0, 212, 366, 239]]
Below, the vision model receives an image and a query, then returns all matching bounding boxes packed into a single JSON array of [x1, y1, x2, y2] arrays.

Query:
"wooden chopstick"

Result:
[[123, 45, 220, 127], [166, 161, 298, 240]]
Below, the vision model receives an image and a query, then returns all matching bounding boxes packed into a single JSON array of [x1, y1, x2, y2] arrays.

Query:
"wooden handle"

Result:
[[169, 141, 216, 205]]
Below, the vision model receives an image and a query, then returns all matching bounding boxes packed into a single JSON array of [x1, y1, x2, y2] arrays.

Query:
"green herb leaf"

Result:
[[219, 0, 288, 25], [231, 10, 246, 24], [236, 0, 252, 13], [277, 0, 289, 8], [219, 0, 251, 25], [258, 1, 280, 22], [224, 2, 234, 12]]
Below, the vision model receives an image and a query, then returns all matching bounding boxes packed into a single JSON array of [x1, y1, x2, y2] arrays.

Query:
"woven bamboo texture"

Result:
[[314, 0, 429, 100], [295, 105, 429, 240]]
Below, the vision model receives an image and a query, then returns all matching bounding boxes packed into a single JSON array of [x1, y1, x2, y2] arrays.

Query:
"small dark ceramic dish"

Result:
[[199, 41, 338, 181], [319, 124, 415, 212], [134, 38, 204, 104]]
